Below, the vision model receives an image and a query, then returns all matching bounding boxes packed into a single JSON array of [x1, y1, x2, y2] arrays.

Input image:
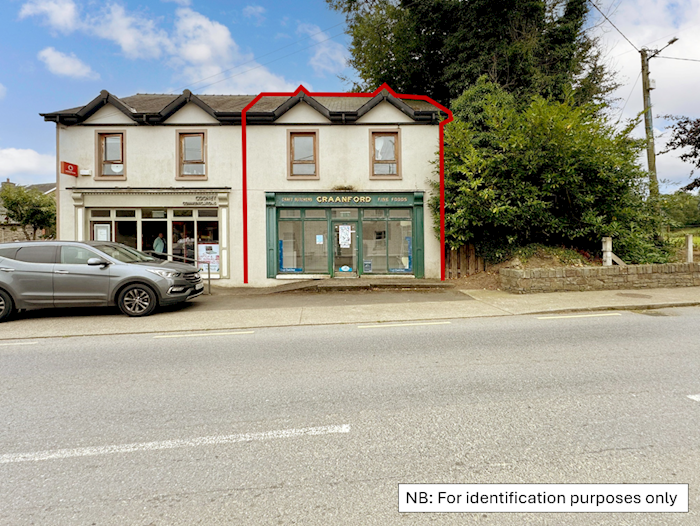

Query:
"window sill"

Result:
[[287, 175, 320, 180], [176, 175, 209, 181], [95, 175, 127, 181], [370, 175, 402, 180]]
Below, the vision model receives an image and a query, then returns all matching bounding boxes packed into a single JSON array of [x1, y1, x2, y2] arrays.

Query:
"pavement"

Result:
[[3, 278, 700, 341]]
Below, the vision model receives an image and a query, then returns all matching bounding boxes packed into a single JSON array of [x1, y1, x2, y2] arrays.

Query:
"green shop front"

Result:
[[265, 192, 425, 278]]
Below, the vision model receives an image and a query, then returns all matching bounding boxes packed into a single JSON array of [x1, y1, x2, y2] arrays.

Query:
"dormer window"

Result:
[[289, 131, 318, 179], [98, 132, 125, 178], [178, 132, 206, 179], [370, 130, 400, 179]]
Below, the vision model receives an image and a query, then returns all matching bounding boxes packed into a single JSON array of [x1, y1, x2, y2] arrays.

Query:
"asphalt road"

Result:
[[1, 307, 699, 525]]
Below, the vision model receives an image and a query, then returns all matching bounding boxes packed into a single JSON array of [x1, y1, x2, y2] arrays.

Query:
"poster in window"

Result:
[[94, 224, 111, 241], [197, 243, 220, 273], [339, 224, 351, 248]]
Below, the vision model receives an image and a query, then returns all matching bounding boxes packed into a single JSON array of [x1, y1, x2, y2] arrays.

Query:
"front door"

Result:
[[332, 221, 358, 277]]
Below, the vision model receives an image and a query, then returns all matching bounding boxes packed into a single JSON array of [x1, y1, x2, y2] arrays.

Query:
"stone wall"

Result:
[[500, 264, 700, 293], [0, 225, 28, 243]]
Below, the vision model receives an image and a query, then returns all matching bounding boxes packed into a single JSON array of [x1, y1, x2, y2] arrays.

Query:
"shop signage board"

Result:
[[275, 192, 416, 207], [60, 161, 78, 177]]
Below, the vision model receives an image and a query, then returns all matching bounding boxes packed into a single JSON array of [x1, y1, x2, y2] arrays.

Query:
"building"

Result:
[[41, 85, 450, 286]]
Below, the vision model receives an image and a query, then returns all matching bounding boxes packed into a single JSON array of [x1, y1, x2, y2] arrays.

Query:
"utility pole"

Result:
[[639, 37, 677, 197], [640, 48, 657, 196]]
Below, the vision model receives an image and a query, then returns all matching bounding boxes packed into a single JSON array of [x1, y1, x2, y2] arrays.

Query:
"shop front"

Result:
[[265, 192, 425, 278], [70, 188, 229, 278]]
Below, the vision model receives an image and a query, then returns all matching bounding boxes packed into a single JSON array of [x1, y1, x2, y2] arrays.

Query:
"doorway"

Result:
[[332, 221, 358, 277]]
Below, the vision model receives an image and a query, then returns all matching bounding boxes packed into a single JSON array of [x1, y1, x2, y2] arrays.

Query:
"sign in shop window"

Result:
[[198, 243, 220, 273]]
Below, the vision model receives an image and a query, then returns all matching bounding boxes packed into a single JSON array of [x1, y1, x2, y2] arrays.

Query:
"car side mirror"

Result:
[[87, 258, 110, 267]]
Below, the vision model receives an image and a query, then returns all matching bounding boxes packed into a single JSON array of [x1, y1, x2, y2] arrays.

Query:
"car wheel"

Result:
[[0, 289, 14, 322], [118, 284, 157, 317]]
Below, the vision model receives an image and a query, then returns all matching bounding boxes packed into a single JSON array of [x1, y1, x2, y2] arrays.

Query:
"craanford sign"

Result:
[[274, 192, 418, 207]]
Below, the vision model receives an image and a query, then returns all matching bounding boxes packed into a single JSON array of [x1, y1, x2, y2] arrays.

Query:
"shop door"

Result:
[[332, 221, 358, 277]]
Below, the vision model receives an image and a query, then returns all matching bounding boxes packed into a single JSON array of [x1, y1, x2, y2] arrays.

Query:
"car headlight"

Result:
[[147, 268, 181, 279]]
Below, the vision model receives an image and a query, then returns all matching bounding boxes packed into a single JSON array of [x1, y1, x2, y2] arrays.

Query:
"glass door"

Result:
[[332, 221, 358, 277]]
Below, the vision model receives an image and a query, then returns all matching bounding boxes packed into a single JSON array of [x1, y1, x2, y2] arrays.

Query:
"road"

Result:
[[1, 307, 699, 524]]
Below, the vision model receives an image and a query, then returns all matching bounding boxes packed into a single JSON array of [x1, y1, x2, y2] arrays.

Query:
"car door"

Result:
[[53, 245, 111, 306], [9, 245, 57, 307]]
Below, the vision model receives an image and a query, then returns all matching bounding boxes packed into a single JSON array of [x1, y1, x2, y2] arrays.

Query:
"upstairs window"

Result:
[[179, 132, 206, 178], [289, 132, 318, 179], [371, 131, 400, 179], [98, 133, 125, 178]]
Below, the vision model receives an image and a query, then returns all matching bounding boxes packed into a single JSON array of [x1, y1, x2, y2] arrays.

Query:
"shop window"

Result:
[[388, 220, 412, 272], [90, 210, 111, 218], [115, 221, 137, 248], [289, 132, 318, 179], [142, 209, 167, 219], [174, 209, 194, 217], [178, 132, 206, 178], [115, 210, 136, 217], [371, 131, 400, 179], [198, 209, 218, 217], [362, 221, 388, 273], [278, 221, 303, 272], [97, 132, 125, 178]]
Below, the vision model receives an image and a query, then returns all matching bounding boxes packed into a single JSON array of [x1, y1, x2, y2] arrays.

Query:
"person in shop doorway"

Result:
[[153, 233, 166, 258]]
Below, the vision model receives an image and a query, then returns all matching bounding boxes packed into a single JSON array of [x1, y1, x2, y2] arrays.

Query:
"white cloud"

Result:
[[0, 148, 55, 179], [162, 0, 191, 5], [243, 5, 265, 24], [593, 0, 700, 191], [0, 83, 6, 100], [20, 2, 300, 93], [89, 4, 172, 60], [297, 24, 348, 76], [37, 47, 99, 80], [19, 0, 80, 33], [171, 8, 297, 94]]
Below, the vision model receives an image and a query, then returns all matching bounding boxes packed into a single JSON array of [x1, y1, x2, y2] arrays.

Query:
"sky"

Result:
[[1, 0, 699, 193]]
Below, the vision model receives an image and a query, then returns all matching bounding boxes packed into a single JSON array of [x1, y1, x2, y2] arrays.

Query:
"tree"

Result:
[[327, 0, 615, 107], [0, 184, 56, 240], [430, 79, 670, 264], [663, 115, 700, 191]]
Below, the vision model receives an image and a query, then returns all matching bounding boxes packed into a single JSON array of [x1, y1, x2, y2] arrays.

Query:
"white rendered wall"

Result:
[[56, 99, 441, 286]]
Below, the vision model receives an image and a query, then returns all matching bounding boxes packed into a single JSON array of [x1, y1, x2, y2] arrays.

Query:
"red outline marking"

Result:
[[241, 83, 453, 284]]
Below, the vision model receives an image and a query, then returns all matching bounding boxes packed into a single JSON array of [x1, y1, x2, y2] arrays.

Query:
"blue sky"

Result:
[[1, 0, 700, 192]]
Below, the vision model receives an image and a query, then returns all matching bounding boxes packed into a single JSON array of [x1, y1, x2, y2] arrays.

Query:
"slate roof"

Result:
[[41, 88, 446, 126]]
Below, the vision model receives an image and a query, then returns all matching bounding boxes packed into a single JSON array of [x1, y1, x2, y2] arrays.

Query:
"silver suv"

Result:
[[0, 241, 204, 321]]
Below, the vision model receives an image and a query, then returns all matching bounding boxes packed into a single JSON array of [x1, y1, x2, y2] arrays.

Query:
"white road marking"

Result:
[[0, 424, 351, 464], [688, 394, 700, 402], [153, 331, 254, 339], [537, 313, 622, 320], [0, 341, 38, 347], [358, 321, 451, 329]]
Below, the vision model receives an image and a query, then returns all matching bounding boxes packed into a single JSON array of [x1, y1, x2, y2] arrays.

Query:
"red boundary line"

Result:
[[241, 83, 453, 284]]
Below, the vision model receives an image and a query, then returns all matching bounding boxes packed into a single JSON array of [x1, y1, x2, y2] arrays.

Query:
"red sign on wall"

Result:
[[60, 161, 78, 177]]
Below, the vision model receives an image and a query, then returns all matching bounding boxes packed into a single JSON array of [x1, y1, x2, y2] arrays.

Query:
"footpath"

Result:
[[2, 279, 700, 340]]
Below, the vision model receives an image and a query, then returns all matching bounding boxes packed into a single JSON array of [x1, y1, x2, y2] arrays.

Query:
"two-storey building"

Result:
[[41, 86, 448, 286]]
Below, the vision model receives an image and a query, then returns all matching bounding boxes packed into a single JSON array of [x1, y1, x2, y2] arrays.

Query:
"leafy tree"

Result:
[[660, 192, 700, 227], [327, 0, 615, 107], [430, 79, 670, 264], [662, 115, 700, 191], [0, 184, 56, 240]]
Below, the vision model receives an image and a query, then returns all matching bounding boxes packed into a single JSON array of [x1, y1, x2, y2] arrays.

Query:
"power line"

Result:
[[656, 55, 700, 63], [615, 71, 641, 124], [589, 0, 639, 52]]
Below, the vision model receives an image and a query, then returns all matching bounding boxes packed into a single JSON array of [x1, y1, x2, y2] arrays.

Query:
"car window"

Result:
[[0, 247, 19, 260], [60, 246, 101, 265], [15, 246, 57, 264], [92, 244, 156, 263]]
